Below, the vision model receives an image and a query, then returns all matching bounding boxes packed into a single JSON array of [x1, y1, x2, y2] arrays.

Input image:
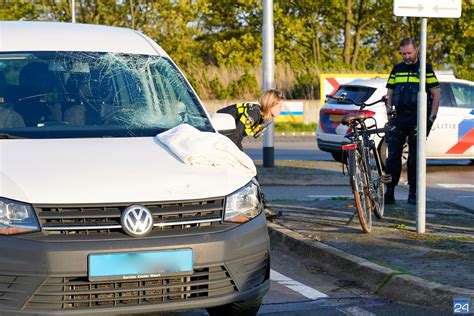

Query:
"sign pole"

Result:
[[262, 0, 275, 168], [393, 0, 462, 234], [416, 17, 428, 233]]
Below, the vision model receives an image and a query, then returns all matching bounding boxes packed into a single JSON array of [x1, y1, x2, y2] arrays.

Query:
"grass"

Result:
[[331, 196, 350, 201], [274, 122, 317, 132], [403, 231, 473, 243], [269, 198, 299, 202], [372, 259, 411, 274]]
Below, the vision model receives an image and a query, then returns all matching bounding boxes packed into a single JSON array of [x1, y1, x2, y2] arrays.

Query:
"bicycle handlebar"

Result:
[[326, 94, 387, 108]]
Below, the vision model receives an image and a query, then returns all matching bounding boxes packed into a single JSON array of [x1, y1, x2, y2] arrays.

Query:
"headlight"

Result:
[[224, 180, 262, 223], [0, 198, 40, 235]]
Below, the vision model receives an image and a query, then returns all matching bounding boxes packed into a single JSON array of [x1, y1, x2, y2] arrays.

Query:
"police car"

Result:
[[316, 74, 474, 164]]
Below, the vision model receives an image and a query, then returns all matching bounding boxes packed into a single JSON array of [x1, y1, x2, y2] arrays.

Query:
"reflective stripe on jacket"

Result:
[[386, 60, 440, 110], [236, 102, 263, 136]]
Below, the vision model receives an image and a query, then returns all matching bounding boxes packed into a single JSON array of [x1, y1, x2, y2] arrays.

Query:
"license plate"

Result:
[[329, 115, 342, 122], [88, 249, 193, 281]]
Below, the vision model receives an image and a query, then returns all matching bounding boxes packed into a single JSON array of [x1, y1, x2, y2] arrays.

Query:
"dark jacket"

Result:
[[386, 60, 440, 125], [217, 102, 264, 150]]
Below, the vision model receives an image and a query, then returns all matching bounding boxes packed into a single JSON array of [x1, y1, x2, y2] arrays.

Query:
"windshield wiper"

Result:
[[0, 133, 26, 139]]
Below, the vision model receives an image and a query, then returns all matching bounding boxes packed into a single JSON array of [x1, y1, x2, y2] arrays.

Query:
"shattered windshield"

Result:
[[0, 51, 212, 138]]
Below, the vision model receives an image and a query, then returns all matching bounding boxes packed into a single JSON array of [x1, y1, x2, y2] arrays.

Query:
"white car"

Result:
[[317, 75, 474, 164], [0, 21, 269, 315]]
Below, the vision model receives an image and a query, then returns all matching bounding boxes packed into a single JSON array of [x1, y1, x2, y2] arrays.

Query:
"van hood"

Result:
[[0, 137, 253, 204]]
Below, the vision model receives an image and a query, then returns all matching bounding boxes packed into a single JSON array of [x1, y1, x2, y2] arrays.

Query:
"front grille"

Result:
[[26, 266, 237, 311], [0, 275, 16, 297], [35, 198, 224, 235], [0, 275, 46, 310]]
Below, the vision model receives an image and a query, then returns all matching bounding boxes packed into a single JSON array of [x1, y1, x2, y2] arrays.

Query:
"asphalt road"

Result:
[[243, 137, 329, 161]]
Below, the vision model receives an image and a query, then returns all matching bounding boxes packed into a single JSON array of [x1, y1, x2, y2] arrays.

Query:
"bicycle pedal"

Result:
[[380, 175, 392, 184]]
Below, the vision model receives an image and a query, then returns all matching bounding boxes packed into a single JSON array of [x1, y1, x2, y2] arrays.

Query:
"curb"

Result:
[[268, 222, 474, 309]]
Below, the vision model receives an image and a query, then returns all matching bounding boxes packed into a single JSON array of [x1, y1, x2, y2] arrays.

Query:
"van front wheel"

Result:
[[206, 297, 262, 316]]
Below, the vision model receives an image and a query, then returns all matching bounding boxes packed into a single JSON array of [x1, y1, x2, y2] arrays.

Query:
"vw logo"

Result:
[[121, 205, 153, 237]]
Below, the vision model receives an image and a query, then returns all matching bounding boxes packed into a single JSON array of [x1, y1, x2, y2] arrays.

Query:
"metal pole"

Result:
[[71, 0, 76, 23], [416, 17, 428, 233], [262, 0, 275, 168]]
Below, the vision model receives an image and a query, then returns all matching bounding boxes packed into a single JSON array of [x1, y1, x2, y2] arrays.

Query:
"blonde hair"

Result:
[[259, 89, 284, 120]]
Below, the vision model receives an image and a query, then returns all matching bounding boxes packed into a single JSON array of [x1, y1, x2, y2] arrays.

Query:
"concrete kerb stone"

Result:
[[267, 223, 395, 291], [379, 274, 474, 309], [267, 222, 474, 309]]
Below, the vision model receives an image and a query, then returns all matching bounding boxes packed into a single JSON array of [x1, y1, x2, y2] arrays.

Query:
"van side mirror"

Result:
[[210, 113, 236, 136]]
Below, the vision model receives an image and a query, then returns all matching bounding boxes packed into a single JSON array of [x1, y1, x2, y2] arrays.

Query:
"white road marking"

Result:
[[457, 195, 474, 198], [307, 195, 353, 199], [270, 269, 328, 300], [437, 183, 474, 189]]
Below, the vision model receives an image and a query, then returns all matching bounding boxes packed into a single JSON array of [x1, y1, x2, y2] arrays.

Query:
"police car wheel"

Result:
[[378, 137, 408, 171], [331, 151, 344, 163]]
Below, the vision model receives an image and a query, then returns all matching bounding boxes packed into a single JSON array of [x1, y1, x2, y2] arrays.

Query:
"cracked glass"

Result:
[[0, 51, 213, 138]]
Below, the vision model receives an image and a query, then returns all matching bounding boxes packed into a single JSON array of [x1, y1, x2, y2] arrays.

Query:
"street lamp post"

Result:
[[71, 0, 76, 23], [262, 0, 275, 167]]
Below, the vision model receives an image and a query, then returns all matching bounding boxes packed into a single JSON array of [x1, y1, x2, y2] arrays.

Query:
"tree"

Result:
[[197, 0, 262, 67]]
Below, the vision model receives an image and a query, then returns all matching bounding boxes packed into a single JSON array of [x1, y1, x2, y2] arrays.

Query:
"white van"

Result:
[[0, 21, 270, 315]]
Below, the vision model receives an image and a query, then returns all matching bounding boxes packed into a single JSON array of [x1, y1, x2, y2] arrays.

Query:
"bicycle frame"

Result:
[[326, 93, 393, 233], [342, 119, 378, 211]]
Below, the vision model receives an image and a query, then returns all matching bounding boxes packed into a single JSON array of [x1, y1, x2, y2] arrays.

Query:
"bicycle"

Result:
[[326, 94, 393, 233]]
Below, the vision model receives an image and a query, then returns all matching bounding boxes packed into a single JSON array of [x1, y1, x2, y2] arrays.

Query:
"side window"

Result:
[[439, 83, 453, 107], [450, 83, 473, 109]]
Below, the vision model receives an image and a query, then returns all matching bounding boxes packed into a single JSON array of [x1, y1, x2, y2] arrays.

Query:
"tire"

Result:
[[368, 145, 385, 219], [348, 148, 372, 233], [378, 136, 408, 171], [207, 297, 263, 316], [331, 151, 344, 163]]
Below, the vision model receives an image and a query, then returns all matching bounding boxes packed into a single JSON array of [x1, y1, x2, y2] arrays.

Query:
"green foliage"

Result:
[[209, 78, 228, 99], [292, 71, 319, 99], [274, 122, 316, 132], [227, 72, 259, 99], [1, 0, 472, 96]]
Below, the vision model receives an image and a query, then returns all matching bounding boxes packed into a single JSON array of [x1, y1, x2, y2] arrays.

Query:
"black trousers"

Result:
[[385, 124, 417, 190]]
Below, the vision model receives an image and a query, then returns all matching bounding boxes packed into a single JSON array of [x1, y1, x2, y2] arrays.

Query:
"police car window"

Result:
[[439, 83, 453, 107], [450, 83, 473, 109], [327, 86, 376, 104]]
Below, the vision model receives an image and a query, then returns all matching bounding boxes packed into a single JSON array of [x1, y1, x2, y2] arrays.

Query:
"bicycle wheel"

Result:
[[347, 148, 372, 233], [368, 145, 385, 218]]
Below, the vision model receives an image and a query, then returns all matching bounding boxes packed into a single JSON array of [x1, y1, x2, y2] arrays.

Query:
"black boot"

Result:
[[407, 186, 416, 205], [385, 186, 395, 204]]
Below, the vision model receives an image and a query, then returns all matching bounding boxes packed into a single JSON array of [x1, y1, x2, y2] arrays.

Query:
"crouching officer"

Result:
[[385, 38, 441, 205], [217, 89, 284, 150]]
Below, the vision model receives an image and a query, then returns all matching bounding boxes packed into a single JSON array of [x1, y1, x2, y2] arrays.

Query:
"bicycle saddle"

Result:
[[341, 113, 367, 125]]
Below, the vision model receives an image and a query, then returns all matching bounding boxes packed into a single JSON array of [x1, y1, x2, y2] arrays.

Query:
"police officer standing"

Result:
[[217, 89, 284, 151], [385, 38, 441, 205]]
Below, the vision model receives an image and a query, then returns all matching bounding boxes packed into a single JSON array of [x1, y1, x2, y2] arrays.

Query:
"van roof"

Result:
[[0, 21, 168, 57]]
